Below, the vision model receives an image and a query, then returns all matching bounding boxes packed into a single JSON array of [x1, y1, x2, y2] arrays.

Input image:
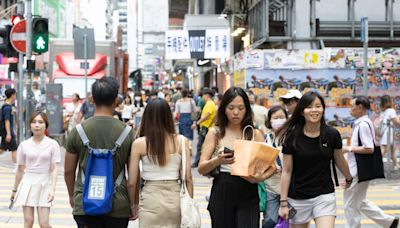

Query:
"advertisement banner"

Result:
[[246, 69, 356, 138], [204, 29, 230, 59], [165, 29, 230, 59], [165, 30, 190, 60]]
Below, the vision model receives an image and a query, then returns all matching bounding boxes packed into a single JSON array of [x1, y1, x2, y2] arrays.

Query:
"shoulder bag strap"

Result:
[[358, 121, 376, 147]]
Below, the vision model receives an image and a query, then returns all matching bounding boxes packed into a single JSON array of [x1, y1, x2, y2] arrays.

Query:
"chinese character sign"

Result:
[[165, 30, 190, 59], [165, 29, 230, 60], [205, 29, 230, 59]]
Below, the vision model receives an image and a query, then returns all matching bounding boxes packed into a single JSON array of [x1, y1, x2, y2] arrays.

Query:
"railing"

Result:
[[317, 20, 400, 38]]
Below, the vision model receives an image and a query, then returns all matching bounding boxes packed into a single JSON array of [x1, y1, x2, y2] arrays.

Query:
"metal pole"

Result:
[[84, 34, 88, 98], [16, 1, 24, 142], [25, 0, 33, 138], [363, 18, 368, 97], [17, 53, 24, 142], [386, 119, 393, 174]]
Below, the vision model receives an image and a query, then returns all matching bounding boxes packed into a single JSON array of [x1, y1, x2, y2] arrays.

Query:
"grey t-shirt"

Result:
[[80, 101, 95, 120]]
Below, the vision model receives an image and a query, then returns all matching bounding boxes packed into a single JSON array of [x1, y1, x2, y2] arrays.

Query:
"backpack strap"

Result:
[[111, 125, 132, 153], [76, 124, 90, 147], [79, 125, 132, 186]]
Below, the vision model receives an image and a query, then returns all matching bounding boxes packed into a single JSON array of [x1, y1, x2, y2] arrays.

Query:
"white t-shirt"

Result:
[[379, 108, 397, 145], [347, 115, 375, 177], [122, 104, 134, 119]]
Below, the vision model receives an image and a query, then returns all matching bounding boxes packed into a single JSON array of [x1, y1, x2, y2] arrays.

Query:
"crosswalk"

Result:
[[0, 165, 399, 227]]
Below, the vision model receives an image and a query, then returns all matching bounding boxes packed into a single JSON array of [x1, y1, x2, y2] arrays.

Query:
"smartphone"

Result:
[[223, 147, 234, 158], [288, 204, 297, 219]]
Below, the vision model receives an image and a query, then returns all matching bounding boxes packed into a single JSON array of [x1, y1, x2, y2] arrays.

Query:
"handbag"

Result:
[[355, 122, 385, 183], [179, 135, 201, 228], [231, 125, 279, 178]]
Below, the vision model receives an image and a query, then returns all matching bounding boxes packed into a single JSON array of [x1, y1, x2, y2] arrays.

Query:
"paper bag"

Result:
[[231, 126, 279, 178]]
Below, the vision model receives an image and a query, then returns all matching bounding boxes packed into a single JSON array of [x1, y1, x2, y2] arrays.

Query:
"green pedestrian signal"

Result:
[[32, 17, 48, 54]]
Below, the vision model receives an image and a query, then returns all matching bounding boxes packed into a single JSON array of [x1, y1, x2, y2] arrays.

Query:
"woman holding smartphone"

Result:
[[276, 91, 352, 228], [198, 87, 272, 227]]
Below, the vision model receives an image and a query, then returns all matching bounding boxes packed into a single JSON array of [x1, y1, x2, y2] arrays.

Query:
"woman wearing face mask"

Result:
[[133, 92, 145, 130], [262, 105, 288, 228]]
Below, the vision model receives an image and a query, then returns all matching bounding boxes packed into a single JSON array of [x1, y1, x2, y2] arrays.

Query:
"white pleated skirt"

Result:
[[15, 173, 52, 207]]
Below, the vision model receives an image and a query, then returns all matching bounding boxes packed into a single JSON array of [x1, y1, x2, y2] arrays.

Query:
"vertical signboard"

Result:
[[165, 30, 190, 59], [46, 84, 63, 135], [165, 29, 230, 59], [205, 29, 230, 59]]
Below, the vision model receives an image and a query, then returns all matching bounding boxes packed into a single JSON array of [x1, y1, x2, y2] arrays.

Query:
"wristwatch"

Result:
[[345, 177, 353, 184]]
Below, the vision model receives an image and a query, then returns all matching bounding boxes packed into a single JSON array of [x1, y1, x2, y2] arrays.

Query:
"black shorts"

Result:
[[73, 215, 129, 228], [0, 133, 18, 151]]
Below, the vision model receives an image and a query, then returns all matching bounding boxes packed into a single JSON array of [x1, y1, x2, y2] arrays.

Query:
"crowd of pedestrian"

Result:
[[3, 77, 400, 228]]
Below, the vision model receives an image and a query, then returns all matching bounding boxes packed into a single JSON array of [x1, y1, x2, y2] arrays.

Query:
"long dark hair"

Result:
[[139, 98, 176, 166], [216, 87, 254, 139], [276, 91, 328, 149]]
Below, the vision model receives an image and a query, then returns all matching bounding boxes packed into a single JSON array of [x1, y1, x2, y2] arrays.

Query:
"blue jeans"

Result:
[[262, 191, 280, 228]]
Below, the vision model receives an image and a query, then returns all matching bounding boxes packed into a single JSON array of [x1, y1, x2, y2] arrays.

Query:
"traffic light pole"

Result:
[[24, 0, 33, 138], [16, 2, 24, 143]]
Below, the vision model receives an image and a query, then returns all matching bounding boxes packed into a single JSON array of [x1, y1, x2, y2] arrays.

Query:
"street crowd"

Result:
[[1, 77, 400, 228]]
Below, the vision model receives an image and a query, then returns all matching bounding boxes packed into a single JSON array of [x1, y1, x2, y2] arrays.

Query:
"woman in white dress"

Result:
[[10, 111, 61, 228]]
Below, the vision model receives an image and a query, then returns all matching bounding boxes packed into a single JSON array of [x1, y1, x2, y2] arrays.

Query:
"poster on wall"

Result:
[[246, 69, 356, 137]]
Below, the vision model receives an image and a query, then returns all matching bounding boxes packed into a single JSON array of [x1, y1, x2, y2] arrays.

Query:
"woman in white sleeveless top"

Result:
[[128, 98, 193, 227]]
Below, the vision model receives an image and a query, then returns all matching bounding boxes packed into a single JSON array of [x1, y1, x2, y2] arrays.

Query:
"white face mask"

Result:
[[134, 97, 141, 102], [271, 118, 286, 130]]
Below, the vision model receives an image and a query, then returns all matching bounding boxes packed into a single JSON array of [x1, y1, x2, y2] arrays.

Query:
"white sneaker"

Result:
[[394, 165, 400, 171]]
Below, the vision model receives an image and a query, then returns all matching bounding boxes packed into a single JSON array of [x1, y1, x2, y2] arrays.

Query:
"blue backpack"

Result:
[[76, 124, 132, 216]]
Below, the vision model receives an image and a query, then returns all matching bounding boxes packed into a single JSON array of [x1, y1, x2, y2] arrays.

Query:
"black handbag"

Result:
[[355, 122, 385, 183]]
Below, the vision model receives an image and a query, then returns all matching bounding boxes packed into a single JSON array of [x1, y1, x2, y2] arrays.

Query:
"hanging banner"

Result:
[[165, 29, 230, 59], [165, 30, 190, 60]]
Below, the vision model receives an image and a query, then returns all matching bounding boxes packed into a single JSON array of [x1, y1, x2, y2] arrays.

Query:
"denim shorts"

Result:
[[288, 193, 336, 224]]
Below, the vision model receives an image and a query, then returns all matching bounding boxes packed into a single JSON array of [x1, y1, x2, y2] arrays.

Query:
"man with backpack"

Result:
[[343, 96, 398, 228], [64, 77, 136, 227], [0, 88, 18, 165]]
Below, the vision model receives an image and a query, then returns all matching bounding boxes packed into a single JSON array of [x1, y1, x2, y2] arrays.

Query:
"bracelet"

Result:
[[345, 177, 353, 184], [12, 189, 17, 192], [279, 199, 288, 202], [280, 205, 288, 208]]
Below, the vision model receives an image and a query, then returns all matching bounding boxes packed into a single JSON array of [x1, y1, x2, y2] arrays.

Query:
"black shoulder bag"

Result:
[[355, 122, 385, 183]]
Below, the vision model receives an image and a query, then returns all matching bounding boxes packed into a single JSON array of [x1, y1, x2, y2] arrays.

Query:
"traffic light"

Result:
[[32, 17, 48, 54], [0, 25, 18, 57]]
